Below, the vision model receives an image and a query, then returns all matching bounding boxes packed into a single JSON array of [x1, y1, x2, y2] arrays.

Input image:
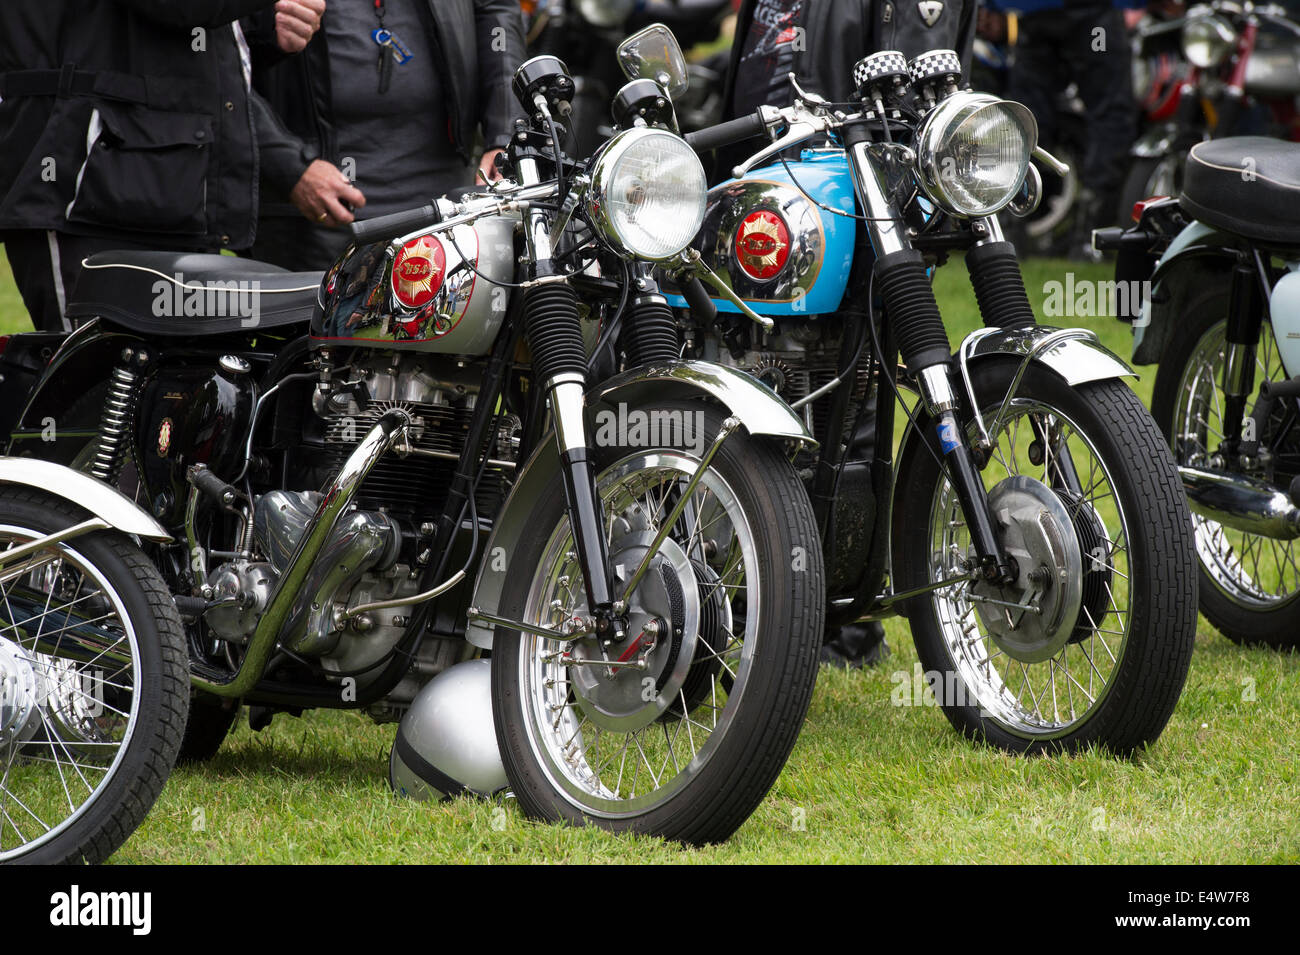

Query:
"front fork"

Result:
[[849, 139, 1035, 584], [517, 154, 623, 639]]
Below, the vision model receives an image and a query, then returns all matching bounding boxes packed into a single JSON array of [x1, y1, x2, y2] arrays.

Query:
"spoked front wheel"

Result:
[[896, 363, 1196, 755], [0, 489, 187, 864], [492, 402, 823, 844]]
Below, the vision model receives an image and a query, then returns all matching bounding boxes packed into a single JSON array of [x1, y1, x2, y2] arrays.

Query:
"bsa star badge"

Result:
[[392, 235, 446, 310], [734, 210, 791, 281]]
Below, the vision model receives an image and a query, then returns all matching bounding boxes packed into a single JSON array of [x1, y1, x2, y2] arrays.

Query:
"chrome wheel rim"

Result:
[[1173, 320, 1300, 608], [926, 399, 1133, 739], [0, 527, 141, 860], [517, 451, 758, 817]]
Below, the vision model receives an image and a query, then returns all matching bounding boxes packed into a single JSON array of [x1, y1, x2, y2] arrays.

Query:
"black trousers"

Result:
[[1, 230, 207, 333], [1004, 6, 1136, 203]]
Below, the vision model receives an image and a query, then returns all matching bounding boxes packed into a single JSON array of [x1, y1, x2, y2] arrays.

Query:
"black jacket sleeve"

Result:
[[111, 0, 277, 29], [250, 89, 318, 194], [473, 0, 526, 149]]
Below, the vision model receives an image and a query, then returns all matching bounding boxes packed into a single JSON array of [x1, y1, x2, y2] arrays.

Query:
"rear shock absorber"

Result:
[[620, 293, 681, 367], [873, 249, 1012, 582], [89, 347, 148, 484]]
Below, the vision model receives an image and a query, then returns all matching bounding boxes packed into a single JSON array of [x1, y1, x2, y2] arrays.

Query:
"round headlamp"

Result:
[[1182, 13, 1237, 69], [586, 127, 706, 261], [915, 91, 1037, 218]]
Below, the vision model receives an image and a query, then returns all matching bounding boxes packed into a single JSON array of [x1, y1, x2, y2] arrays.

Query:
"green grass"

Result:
[[0, 250, 28, 335], [2, 247, 1297, 864]]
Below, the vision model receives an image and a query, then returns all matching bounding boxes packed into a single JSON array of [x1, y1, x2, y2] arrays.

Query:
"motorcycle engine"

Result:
[[200, 352, 516, 722], [691, 319, 871, 444]]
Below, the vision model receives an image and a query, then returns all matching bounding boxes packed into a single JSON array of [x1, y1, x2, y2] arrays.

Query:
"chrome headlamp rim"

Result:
[[1181, 12, 1238, 69], [915, 90, 1038, 219], [585, 125, 707, 263]]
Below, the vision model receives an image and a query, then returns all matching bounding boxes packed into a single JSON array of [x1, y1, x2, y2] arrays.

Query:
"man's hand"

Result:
[[477, 148, 505, 184], [276, 0, 326, 54], [291, 160, 366, 228]]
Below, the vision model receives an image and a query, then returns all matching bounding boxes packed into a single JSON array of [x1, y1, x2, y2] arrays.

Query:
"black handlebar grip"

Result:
[[348, 203, 440, 244], [684, 111, 769, 153], [680, 275, 718, 325]]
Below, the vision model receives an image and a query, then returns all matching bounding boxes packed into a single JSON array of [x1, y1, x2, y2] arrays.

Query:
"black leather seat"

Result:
[[1180, 136, 1300, 246], [66, 251, 324, 335]]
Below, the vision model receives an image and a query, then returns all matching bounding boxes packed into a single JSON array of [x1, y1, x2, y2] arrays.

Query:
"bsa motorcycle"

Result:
[[1118, 0, 1300, 225], [0, 29, 825, 856], [663, 46, 1198, 753], [1096, 135, 1300, 650]]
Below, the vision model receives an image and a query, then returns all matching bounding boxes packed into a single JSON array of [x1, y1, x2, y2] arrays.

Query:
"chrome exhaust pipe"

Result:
[[1179, 466, 1300, 540], [192, 409, 412, 697]]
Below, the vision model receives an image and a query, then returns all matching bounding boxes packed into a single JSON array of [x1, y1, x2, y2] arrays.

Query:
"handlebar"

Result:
[[349, 203, 442, 244], [685, 110, 771, 152]]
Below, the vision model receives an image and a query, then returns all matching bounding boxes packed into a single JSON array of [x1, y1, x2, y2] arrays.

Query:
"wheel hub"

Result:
[[0, 637, 42, 751], [567, 531, 701, 733], [971, 476, 1083, 663]]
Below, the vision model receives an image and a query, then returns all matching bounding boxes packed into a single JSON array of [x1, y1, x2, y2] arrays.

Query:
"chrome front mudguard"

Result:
[[958, 325, 1136, 388], [0, 458, 171, 543], [465, 360, 813, 649]]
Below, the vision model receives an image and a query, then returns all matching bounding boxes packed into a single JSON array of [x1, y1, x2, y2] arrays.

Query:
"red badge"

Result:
[[734, 211, 790, 281], [392, 235, 446, 310]]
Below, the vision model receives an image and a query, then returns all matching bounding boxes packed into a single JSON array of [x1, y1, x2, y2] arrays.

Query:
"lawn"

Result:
[[2, 247, 1297, 864]]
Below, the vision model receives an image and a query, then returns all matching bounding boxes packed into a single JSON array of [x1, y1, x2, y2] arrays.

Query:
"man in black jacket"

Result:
[[243, 0, 526, 271], [0, 0, 342, 332]]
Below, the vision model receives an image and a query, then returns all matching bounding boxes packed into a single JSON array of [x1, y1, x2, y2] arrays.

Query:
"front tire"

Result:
[[492, 402, 823, 844], [896, 362, 1196, 755], [0, 489, 187, 864], [1150, 287, 1300, 648]]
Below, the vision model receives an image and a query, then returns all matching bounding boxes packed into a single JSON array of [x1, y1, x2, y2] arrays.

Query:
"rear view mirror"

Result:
[[616, 24, 689, 99]]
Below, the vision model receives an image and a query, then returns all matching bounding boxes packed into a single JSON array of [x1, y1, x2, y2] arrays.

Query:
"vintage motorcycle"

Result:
[[1118, 0, 1300, 225], [1096, 135, 1300, 650], [0, 31, 826, 856], [662, 46, 1198, 753]]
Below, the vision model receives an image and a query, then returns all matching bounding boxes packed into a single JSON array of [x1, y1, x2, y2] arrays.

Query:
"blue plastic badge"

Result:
[[937, 419, 960, 455]]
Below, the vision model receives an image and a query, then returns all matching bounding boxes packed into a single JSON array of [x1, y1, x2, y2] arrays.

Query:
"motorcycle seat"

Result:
[[1180, 137, 1300, 246], [66, 251, 323, 335]]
